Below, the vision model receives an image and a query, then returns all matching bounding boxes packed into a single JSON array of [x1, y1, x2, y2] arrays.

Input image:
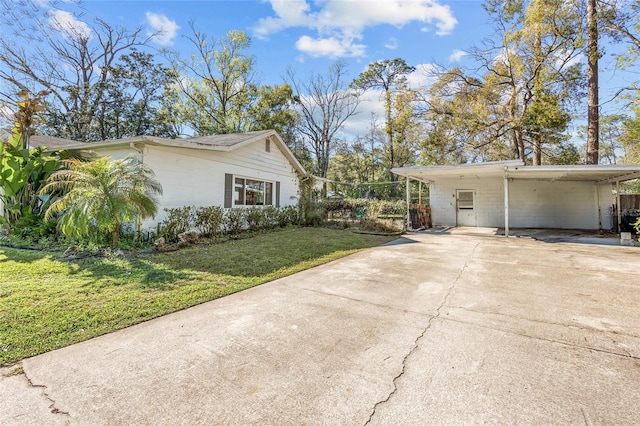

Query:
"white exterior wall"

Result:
[[430, 178, 505, 227], [139, 141, 300, 229], [597, 183, 616, 230], [91, 146, 140, 161], [508, 180, 599, 229], [430, 177, 606, 230]]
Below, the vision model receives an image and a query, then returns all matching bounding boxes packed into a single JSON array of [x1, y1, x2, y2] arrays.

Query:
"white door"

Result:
[[456, 190, 477, 227]]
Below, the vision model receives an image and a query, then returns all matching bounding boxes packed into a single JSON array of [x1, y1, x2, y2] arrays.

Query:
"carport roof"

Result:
[[392, 160, 640, 184]]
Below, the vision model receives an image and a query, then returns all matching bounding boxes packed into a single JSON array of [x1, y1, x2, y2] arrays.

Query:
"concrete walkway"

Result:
[[2, 232, 639, 425]]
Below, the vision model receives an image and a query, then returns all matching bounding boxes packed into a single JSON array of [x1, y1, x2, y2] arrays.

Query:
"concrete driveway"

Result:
[[2, 232, 639, 425]]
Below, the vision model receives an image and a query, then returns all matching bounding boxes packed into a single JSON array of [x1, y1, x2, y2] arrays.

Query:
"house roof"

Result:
[[392, 160, 640, 184], [29, 135, 79, 149], [31, 130, 307, 177]]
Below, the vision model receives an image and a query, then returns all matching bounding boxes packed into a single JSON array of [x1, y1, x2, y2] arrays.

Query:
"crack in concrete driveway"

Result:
[[364, 242, 481, 425]]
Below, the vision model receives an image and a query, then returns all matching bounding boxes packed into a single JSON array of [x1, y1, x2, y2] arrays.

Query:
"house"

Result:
[[30, 130, 308, 230], [392, 160, 640, 235]]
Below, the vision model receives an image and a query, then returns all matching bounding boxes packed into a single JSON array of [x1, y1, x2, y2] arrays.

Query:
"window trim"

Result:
[[224, 173, 280, 208]]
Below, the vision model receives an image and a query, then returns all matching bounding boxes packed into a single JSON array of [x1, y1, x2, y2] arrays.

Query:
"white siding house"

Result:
[[31, 130, 307, 230], [393, 160, 640, 234]]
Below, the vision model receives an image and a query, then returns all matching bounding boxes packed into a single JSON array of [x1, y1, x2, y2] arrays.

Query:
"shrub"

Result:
[[315, 198, 406, 221], [359, 218, 403, 233], [224, 208, 246, 238], [245, 207, 267, 232], [158, 206, 195, 242], [195, 206, 224, 238], [277, 205, 298, 227], [301, 203, 326, 226], [10, 209, 58, 240], [262, 205, 279, 230], [367, 199, 406, 218]]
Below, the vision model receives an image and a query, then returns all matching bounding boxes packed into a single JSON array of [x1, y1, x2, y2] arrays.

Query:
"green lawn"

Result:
[[0, 227, 397, 366]]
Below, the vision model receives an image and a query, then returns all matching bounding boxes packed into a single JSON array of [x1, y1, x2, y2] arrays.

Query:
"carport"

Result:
[[392, 161, 640, 236]]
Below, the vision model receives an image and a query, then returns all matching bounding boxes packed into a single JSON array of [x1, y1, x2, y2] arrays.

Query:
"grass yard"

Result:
[[0, 227, 397, 366]]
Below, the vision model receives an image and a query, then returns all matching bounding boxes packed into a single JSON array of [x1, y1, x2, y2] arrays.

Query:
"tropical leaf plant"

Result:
[[0, 91, 60, 228]]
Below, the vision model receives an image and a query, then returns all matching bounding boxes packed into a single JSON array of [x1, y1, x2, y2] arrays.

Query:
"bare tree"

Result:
[[0, 1, 152, 140], [284, 61, 362, 187]]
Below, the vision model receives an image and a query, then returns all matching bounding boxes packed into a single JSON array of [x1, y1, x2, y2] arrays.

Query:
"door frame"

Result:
[[456, 189, 477, 227]]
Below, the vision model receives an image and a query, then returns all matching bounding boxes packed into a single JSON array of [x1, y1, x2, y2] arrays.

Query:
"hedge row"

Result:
[[158, 205, 299, 242], [317, 198, 406, 219]]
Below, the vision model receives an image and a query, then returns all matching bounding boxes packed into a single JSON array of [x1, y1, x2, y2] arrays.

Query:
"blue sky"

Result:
[[84, 1, 491, 81], [19, 0, 640, 138]]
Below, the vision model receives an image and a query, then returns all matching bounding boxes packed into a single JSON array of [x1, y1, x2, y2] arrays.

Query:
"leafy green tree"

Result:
[[599, 0, 640, 68], [620, 106, 640, 163], [40, 155, 163, 248], [423, 0, 582, 165], [420, 67, 510, 164], [169, 27, 256, 135], [168, 27, 298, 138], [96, 50, 177, 139], [246, 84, 299, 140], [328, 140, 373, 198], [597, 114, 626, 164], [352, 59, 415, 179]]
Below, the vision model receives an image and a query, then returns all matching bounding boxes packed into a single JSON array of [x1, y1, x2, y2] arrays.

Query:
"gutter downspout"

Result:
[[504, 167, 510, 237]]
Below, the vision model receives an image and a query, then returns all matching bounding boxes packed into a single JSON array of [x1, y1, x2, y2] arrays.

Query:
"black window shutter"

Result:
[[224, 174, 233, 208], [275, 181, 280, 207]]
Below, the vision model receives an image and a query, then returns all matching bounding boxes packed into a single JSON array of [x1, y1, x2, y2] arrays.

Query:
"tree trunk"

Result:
[[532, 134, 541, 165], [533, 30, 542, 166], [586, 0, 599, 164], [384, 88, 395, 182], [111, 226, 120, 248]]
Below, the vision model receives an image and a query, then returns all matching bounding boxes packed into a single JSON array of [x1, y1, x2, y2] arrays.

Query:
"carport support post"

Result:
[[406, 177, 411, 230], [504, 169, 510, 237], [616, 180, 621, 233]]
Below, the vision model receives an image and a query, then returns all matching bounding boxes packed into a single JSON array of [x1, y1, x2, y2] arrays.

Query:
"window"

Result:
[[225, 174, 280, 208], [234, 177, 273, 206], [457, 190, 474, 210]]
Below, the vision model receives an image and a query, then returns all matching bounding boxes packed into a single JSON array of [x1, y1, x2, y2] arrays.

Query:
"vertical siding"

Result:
[[138, 140, 301, 229], [430, 177, 603, 229]]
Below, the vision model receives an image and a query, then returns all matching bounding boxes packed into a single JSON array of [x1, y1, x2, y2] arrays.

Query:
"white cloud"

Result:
[[48, 10, 91, 39], [340, 63, 438, 138], [146, 12, 180, 46], [254, 0, 457, 58], [384, 38, 399, 50], [448, 49, 467, 63], [408, 63, 439, 88], [296, 35, 366, 58], [254, 0, 314, 38]]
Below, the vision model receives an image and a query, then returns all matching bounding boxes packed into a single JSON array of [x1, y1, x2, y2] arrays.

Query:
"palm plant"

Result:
[[40, 155, 163, 248]]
